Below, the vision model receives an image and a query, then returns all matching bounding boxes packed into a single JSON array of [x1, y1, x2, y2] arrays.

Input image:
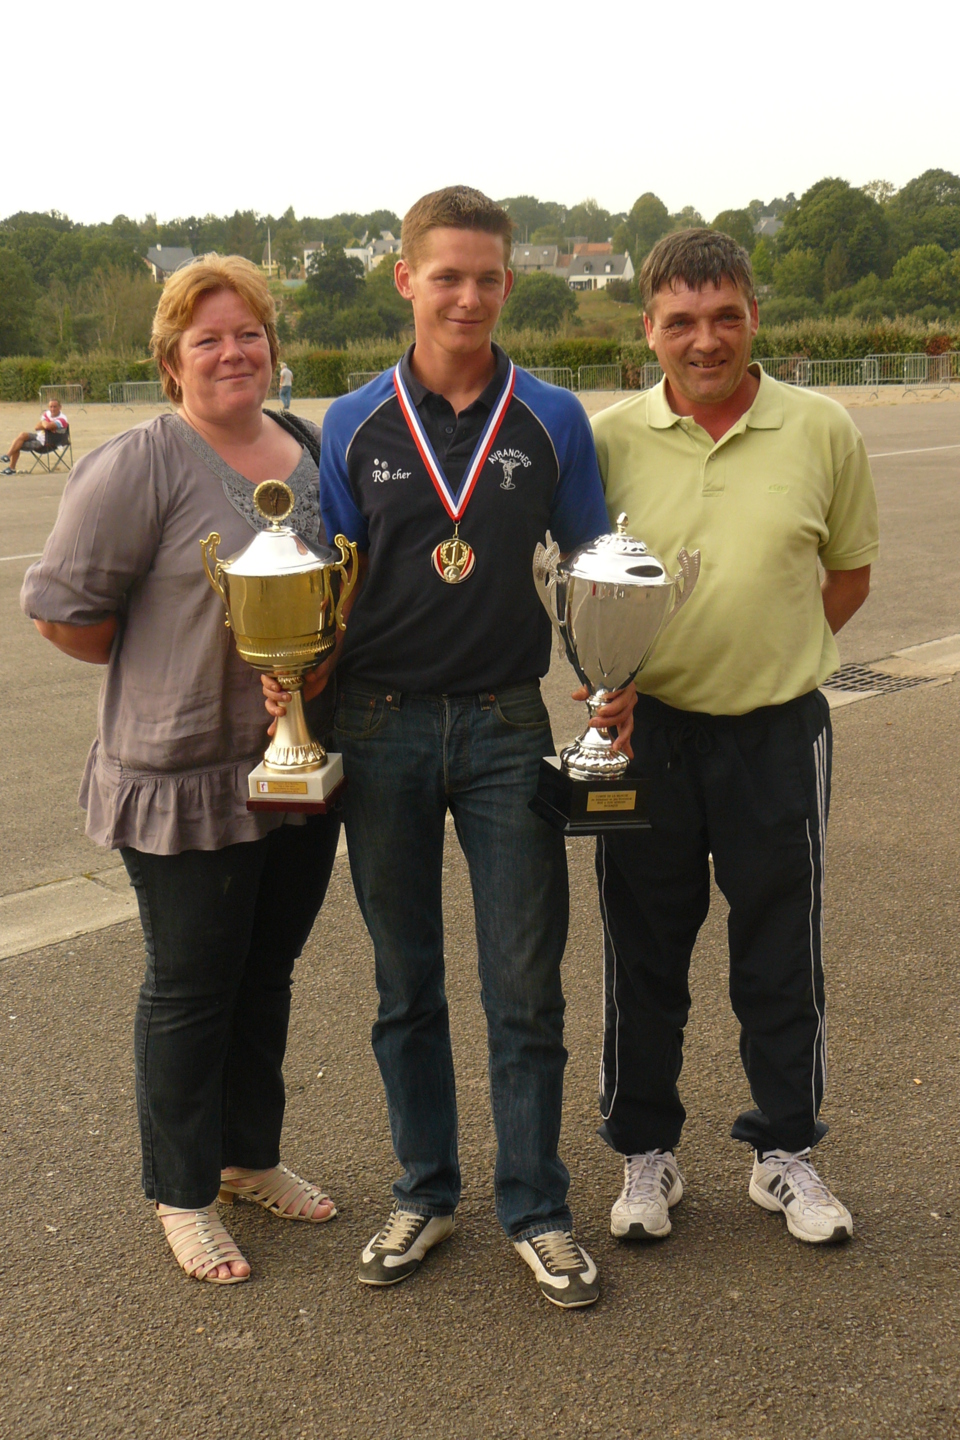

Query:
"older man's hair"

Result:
[[151, 253, 278, 403], [401, 186, 514, 269], [639, 228, 755, 313]]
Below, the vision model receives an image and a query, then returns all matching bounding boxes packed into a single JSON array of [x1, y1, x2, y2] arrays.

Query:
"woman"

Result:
[[21, 255, 339, 1284]]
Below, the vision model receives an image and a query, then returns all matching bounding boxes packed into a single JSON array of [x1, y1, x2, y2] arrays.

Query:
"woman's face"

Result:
[[170, 288, 273, 422]]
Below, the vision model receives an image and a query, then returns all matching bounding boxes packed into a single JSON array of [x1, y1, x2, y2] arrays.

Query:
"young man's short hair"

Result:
[[401, 186, 514, 269], [639, 227, 755, 313]]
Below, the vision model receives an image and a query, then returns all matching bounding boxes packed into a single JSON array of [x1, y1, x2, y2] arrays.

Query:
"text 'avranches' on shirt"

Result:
[[591, 364, 880, 717], [320, 344, 609, 695]]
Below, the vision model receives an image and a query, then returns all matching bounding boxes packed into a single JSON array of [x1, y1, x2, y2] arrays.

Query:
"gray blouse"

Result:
[[20, 412, 328, 855]]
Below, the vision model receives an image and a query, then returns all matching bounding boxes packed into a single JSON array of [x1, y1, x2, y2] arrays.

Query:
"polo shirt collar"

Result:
[[399, 341, 510, 411], [647, 360, 784, 433]]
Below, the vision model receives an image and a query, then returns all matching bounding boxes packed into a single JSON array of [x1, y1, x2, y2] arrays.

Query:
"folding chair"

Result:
[[24, 426, 73, 474]]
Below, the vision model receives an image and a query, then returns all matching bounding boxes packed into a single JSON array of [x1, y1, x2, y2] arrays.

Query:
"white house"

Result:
[[510, 244, 560, 274], [305, 232, 402, 277], [566, 253, 635, 292], [753, 215, 783, 240]]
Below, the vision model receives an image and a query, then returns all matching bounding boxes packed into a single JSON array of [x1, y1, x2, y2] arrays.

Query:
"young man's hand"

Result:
[[570, 681, 637, 758], [262, 653, 337, 734]]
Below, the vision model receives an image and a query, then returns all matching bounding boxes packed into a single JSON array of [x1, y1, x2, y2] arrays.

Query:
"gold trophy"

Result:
[[201, 479, 359, 812]]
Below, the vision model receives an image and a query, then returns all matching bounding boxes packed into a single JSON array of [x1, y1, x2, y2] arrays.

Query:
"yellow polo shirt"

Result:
[[590, 365, 879, 715]]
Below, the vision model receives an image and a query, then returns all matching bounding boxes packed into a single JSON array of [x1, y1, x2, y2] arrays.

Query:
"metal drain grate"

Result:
[[822, 663, 933, 694]]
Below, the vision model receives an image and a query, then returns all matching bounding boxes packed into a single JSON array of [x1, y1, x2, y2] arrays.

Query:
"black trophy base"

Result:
[[529, 756, 650, 835]]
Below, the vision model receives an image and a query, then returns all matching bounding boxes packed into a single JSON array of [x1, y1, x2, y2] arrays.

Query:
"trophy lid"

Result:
[[564, 514, 670, 586], [219, 480, 338, 576]]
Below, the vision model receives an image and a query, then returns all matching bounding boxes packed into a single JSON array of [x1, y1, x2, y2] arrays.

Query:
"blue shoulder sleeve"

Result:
[[512, 371, 609, 551], [319, 371, 395, 551]]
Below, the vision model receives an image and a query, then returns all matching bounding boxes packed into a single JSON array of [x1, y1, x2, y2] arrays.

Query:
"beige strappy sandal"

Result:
[[218, 1163, 337, 1222], [157, 1204, 250, 1284]]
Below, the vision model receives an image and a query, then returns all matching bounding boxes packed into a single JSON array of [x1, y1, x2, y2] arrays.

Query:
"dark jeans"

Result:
[[122, 813, 340, 1208], [597, 689, 832, 1157], [335, 679, 572, 1241]]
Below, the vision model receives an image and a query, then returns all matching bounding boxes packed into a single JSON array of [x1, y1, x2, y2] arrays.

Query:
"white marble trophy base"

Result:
[[246, 752, 345, 813]]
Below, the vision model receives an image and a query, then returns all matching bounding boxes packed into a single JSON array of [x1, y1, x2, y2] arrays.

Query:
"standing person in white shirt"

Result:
[[278, 362, 293, 411], [2, 397, 69, 473]]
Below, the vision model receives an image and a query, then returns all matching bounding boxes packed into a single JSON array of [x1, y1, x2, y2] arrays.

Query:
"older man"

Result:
[[590, 229, 878, 1247], [2, 397, 69, 473]]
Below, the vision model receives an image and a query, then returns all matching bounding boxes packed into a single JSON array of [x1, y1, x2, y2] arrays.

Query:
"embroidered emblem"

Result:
[[488, 447, 531, 490], [372, 458, 411, 484]]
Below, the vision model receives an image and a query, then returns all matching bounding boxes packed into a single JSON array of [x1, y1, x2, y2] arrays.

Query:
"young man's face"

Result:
[[644, 277, 759, 408], [395, 228, 513, 358]]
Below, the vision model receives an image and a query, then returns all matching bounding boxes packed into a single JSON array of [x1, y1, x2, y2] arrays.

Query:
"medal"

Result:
[[394, 357, 515, 583], [431, 527, 476, 584]]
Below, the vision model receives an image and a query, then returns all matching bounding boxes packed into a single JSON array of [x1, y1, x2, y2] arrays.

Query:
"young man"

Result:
[[2, 397, 69, 473], [590, 229, 878, 1248], [268, 187, 630, 1307]]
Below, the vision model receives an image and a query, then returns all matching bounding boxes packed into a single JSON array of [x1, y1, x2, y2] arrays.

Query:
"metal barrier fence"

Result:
[[752, 353, 957, 394], [578, 364, 622, 391], [108, 381, 167, 407], [347, 371, 383, 392], [638, 363, 663, 390], [528, 366, 575, 390], [39, 383, 85, 411]]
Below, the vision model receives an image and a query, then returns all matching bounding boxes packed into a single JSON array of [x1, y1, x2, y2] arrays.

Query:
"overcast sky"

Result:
[[6, 0, 957, 226]]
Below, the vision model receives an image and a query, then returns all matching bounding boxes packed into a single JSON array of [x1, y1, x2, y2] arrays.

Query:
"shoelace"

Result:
[[764, 1151, 838, 1208], [373, 1209, 423, 1253], [623, 1150, 673, 1202], [531, 1231, 584, 1274]]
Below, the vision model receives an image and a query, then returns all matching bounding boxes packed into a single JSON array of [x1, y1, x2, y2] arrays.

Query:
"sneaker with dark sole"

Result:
[[515, 1230, 599, 1308], [358, 1206, 454, 1286], [749, 1149, 853, 1243], [611, 1149, 683, 1240]]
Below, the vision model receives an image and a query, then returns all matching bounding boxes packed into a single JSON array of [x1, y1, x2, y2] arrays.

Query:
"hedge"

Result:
[[1, 317, 958, 401]]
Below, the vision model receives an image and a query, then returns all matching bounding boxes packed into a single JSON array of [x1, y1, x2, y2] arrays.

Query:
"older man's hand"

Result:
[[570, 681, 637, 759]]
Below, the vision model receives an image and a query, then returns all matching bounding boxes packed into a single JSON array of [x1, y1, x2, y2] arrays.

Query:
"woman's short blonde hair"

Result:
[[151, 253, 279, 402]]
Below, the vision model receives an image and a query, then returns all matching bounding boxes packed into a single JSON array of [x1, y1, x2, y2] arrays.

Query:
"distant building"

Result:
[[572, 241, 613, 257], [753, 215, 783, 240], [511, 244, 560, 274], [144, 245, 195, 283], [566, 253, 635, 292], [305, 231, 400, 278]]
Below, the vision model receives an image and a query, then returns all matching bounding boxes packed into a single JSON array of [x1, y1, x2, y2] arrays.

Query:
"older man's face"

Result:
[[644, 277, 759, 408]]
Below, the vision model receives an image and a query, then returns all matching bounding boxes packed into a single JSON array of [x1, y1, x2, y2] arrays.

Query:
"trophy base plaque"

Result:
[[247, 753, 346, 814], [529, 756, 650, 835]]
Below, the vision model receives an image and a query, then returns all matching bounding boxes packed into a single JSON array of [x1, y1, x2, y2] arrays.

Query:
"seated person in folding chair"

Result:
[[2, 398, 70, 473]]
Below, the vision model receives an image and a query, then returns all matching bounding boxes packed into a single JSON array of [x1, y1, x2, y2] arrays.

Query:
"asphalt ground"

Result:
[[1, 397, 959, 1438]]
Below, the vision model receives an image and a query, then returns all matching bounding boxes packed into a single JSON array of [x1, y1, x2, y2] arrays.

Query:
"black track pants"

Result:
[[596, 688, 832, 1156]]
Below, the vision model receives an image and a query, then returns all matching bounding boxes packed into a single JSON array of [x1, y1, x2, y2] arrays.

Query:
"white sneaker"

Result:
[[749, 1149, 853, 1244], [515, 1231, 600, 1308], [610, 1150, 683, 1239], [358, 1206, 454, 1285]]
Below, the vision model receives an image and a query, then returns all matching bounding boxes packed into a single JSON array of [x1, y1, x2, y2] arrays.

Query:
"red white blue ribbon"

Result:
[[393, 358, 515, 522]]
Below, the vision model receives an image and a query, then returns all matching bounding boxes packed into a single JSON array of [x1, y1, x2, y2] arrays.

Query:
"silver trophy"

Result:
[[531, 514, 700, 831]]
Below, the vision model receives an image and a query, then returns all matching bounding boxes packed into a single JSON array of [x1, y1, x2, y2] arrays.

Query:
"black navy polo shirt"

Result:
[[320, 343, 608, 694]]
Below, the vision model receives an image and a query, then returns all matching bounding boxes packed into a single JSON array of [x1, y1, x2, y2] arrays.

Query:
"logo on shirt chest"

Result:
[[372, 457, 412, 484], [488, 447, 531, 491]]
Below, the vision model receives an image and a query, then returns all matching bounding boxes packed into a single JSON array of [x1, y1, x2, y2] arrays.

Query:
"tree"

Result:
[[887, 169, 960, 256], [711, 209, 756, 252], [887, 245, 960, 314], [501, 272, 578, 333], [861, 180, 897, 206], [671, 206, 705, 230], [499, 196, 565, 242], [776, 178, 889, 280], [751, 237, 775, 285], [773, 248, 823, 301], [564, 198, 613, 244], [822, 239, 849, 294], [614, 193, 672, 267], [305, 249, 365, 309], [0, 249, 38, 354]]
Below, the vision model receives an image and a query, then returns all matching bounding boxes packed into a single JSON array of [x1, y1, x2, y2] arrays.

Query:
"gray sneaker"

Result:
[[358, 1206, 454, 1286], [515, 1231, 600, 1308], [610, 1150, 683, 1240], [749, 1149, 853, 1243]]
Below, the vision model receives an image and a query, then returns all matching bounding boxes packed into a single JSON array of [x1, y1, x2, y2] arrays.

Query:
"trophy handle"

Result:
[[199, 533, 231, 626], [333, 534, 360, 631], [532, 530, 564, 635], [664, 547, 701, 627]]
